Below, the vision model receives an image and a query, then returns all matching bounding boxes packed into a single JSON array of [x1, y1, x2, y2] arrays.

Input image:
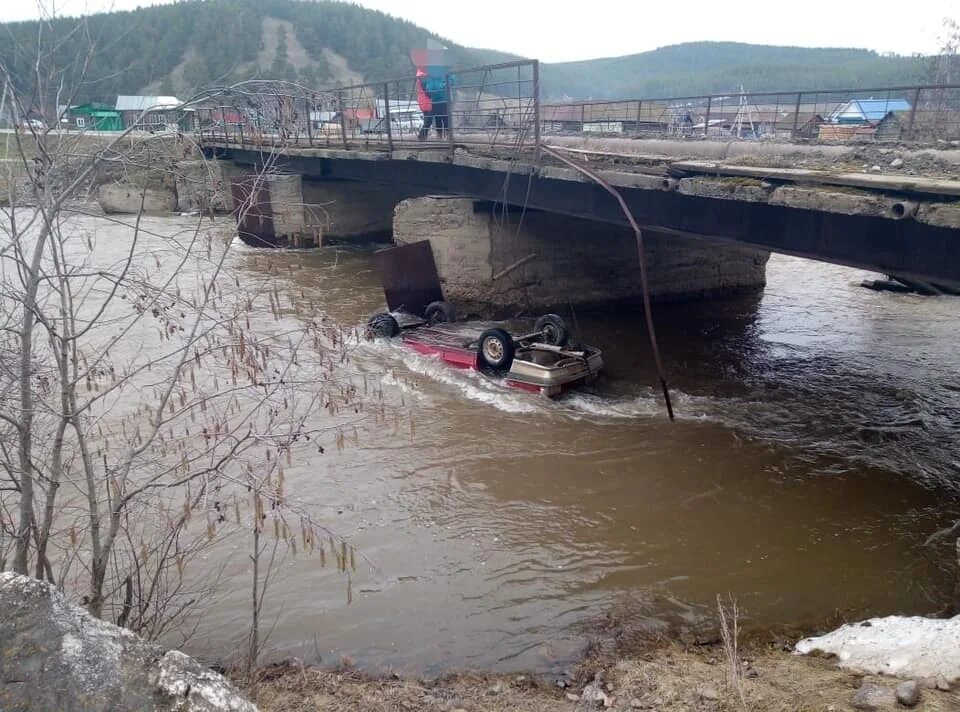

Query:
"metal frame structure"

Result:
[[195, 61, 960, 156]]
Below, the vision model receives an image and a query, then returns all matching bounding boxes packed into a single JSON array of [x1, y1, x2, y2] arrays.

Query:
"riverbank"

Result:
[[251, 637, 959, 711]]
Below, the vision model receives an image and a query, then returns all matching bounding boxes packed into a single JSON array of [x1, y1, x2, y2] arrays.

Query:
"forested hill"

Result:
[[0, 0, 515, 102], [0, 0, 927, 104], [541, 43, 926, 99]]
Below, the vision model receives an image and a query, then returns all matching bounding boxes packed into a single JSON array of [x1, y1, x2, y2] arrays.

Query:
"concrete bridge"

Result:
[[187, 62, 960, 308]]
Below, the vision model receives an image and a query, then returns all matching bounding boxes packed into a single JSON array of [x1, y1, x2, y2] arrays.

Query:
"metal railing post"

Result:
[[704, 96, 712, 137], [635, 100, 643, 137], [907, 86, 921, 139], [581, 103, 586, 132], [532, 60, 541, 164], [306, 96, 313, 147], [445, 71, 455, 159], [337, 89, 349, 150], [383, 82, 393, 150], [792, 91, 802, 136]]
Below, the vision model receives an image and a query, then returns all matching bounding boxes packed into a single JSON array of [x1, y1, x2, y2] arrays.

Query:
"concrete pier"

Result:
[[393, 196, 770, 312]]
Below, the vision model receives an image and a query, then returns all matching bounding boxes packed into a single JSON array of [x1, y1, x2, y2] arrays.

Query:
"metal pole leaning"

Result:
[[907, 86, 921, 140], [792, 92, 802, 137], [539, 143, 675, 421]]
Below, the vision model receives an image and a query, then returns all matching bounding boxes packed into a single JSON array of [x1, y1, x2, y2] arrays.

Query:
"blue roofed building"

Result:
[[828, 98, 912, 124]]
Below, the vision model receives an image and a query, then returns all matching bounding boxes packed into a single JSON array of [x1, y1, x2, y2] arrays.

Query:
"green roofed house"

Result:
[[68, 103, 123, 131]]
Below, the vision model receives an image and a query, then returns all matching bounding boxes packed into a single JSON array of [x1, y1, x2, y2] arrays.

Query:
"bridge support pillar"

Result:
[[393, 196, 770, 314], [301, 179, 419, 244]]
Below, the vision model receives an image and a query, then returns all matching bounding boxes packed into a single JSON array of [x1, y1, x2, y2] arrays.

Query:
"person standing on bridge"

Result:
[[417, 69, 450, 140], [416, 68, 433, 140]]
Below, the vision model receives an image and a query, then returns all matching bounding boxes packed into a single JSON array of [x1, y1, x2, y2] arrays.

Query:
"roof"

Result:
[[115, 95, 182, 112], [834, 98, 911, 122]]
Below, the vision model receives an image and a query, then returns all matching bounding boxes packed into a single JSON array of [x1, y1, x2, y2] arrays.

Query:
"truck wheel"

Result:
[[366, 312, 400, 338], [478, 328, 515, 371], [424, 300, 456, 325], [534, 314, 569, 346]]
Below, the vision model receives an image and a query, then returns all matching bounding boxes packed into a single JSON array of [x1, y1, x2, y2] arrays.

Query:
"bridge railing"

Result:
[[193, 69, 960, 153], [194, 60, 540, 157], [540, 84, 960, 144]]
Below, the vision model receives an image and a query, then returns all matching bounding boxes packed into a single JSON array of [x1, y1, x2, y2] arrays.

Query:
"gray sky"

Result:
[[7, 0, 957, 62]]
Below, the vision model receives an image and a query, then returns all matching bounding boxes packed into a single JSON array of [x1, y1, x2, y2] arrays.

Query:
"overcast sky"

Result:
[[7, 0, 957, 62]]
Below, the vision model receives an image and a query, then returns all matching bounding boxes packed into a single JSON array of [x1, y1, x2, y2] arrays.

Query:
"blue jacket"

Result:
[[422, 76, 448, 104]]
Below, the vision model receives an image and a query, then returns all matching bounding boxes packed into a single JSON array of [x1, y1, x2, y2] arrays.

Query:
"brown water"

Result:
[[51, 215, 960, 675]]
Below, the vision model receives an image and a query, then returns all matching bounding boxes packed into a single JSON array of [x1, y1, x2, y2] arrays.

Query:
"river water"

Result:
[[57, 215, 960, 675]]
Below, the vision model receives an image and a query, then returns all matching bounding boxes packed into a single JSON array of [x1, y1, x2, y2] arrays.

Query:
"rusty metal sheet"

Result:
[[373, 240, 444, 314], [230, 175, 277, 247]]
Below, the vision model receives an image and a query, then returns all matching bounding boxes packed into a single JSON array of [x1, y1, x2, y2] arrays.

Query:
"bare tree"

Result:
[[0, 9, 383, 653]]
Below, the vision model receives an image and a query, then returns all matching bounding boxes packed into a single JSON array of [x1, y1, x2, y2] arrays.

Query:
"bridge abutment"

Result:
[[393, 196, 770, 313]]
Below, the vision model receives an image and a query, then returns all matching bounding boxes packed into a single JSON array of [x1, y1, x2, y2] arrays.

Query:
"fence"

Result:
[[195, 60, 540, 157], [540, 85, 960, 144], [195, 66, 960, 153]]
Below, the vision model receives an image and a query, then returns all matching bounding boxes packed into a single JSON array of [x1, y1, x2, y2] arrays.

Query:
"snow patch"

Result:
[[795, 615, 960, 681]]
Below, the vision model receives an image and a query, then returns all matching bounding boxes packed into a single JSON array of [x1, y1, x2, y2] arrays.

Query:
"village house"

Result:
[[115, 95, 182, 130], [65, 103, 123, 131], [819, 97, 911, 141]]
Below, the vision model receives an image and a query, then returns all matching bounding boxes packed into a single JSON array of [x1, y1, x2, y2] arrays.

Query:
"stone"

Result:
[[566, 692, 581, 702], [579, 679, 612, 707], [935, 677, 951, 691], [870, 165, 883, 172], [629, 699, 643, 709], [850, 682, 897, 710], [699, 685, 720, 701], [895, 680, 921, 707], [0, 572, 257, 712], [890, 158, 904, 169], [487, 682, 504, 694]]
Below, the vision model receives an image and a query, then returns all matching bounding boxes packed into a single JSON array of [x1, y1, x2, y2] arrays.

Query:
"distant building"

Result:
[[827, 98, 911, 125], [67, 103, 123, 131], [115, 95, 182, 130]]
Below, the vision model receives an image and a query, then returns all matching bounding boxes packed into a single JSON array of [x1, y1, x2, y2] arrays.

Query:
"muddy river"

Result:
[[64, 216, 960, 675]]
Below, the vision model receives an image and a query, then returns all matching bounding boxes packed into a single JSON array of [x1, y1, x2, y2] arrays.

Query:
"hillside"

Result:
[[541, 42, 926, 100], [0, 1, 928, 105], [0, 0, 516, 103]]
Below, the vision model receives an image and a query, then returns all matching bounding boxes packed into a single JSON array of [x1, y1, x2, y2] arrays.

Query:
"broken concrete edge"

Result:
[[543, 135, 960, 168]]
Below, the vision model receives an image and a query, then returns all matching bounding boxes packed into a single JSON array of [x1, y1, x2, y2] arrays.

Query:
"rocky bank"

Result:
[[0, 572, 257, 712]]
